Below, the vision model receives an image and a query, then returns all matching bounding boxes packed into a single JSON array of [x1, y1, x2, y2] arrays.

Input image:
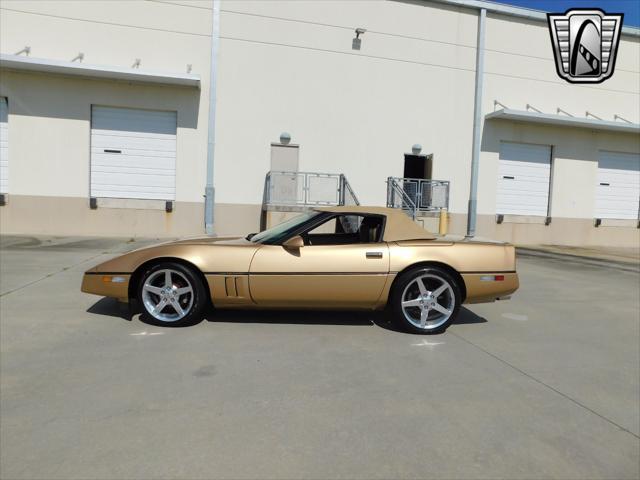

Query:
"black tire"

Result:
[[391, 266, 461, 334], [137, 262, 207, 327]]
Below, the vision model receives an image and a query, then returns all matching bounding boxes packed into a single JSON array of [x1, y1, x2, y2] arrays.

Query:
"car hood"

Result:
[[87, 236, 259, 274], [158, 236, 251, 246]]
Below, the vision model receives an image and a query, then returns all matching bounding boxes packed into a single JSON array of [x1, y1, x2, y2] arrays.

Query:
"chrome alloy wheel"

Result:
[[401, 273, 455, 331], [141, 269, 194, 322]]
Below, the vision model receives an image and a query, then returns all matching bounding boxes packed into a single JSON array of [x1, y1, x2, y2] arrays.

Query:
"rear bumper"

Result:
[[462, 272, 519, 304], [81, 273, 131, 302]]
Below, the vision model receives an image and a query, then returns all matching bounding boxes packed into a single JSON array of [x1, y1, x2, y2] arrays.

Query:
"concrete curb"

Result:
[[516, 247, 640, 273]]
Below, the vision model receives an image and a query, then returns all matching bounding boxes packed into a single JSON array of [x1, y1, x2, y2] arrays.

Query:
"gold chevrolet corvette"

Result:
[[82, 206, 518, 334]]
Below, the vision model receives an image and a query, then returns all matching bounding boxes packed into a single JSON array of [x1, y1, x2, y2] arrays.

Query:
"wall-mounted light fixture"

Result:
[[352, 28, 367, 50], [279, 132, 291, 145]]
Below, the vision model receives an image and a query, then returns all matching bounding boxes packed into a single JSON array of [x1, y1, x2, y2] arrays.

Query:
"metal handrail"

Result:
[[264, 170, 359, 207], [386, 177, 418, 219], [340, 174, 360, 206], [387, 177, 450, 216]]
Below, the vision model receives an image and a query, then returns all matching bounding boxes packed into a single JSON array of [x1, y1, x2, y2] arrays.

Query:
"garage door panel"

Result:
[[498, 171, 550, 182], [91, 106, 177, 201], [92, 153, 176, 169], [497, 188, 550, 198], [596, 151, 640, 219], [497, 142, 551, 216], [597, 199, 639, 210], [91, 148, 175, 160], [498, 160, 550, 177], [92, 129, 176, 141], [0, 98, 7, 193], [500, 143, 550, 159], [494, 204, 547, 215], [498, 179, 551, 193], [497, 193, 550, 205], [598, 171, 638, 188], [92, 172, 175, 188], [597, 188, 638, 198], [91, 134, 176, 152], [91, 187, 175, 200], [92, 107, 177, 135]]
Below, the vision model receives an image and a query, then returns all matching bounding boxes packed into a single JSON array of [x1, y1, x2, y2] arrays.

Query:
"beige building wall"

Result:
[[0, 0, 212, 236], [0, 0, 639, 246], [213, 0, 479, 212]]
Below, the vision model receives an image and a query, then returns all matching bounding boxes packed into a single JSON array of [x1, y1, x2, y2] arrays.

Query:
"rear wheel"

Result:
[[137, 262, 207, 327], [391, 266, 461, 334]]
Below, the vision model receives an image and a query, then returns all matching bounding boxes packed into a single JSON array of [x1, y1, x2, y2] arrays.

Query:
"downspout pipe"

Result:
[[205, 0, 220, 234], [466, 7, 486, 238]]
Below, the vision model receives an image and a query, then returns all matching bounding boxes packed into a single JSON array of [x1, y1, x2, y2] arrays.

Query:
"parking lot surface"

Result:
[[1, 235, 638, 480]]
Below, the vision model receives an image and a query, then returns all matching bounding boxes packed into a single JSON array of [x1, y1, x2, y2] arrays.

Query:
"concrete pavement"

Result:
[[1, 236, 638, 479]]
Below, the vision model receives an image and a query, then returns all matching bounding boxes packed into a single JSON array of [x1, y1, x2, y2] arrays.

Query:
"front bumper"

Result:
[[81, 273, 131, 302]]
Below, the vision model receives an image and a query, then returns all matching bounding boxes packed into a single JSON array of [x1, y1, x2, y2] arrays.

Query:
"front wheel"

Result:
[[391, 266, 461, 334], [137, 262, 207, 327]]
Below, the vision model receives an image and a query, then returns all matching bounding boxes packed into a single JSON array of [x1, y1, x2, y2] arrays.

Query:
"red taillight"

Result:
[[495, 275, 505, 281]]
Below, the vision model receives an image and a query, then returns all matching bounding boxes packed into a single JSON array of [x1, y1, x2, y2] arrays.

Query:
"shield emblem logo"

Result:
[[547, 9, 624, 84]]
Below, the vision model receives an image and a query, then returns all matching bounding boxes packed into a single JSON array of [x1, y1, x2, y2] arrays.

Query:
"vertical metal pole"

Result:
[[466, 8, 486, 238], [204, 0, 220, 234]]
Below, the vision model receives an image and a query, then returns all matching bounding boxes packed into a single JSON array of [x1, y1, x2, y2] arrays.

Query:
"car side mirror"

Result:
[[246, 233, 256, 240], [282, 235, 304, 249]]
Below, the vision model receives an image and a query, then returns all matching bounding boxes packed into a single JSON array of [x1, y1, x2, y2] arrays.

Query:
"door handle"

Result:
[[503, 175, 515, 179], [366, 252, 383, 259], [104, 149, 122, 154]]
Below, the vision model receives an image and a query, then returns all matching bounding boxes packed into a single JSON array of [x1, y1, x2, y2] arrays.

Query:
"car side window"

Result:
[[303, 214, 383, 246]]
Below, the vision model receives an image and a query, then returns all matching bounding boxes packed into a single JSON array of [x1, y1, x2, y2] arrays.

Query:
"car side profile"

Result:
[[81, 206, 519, 334]]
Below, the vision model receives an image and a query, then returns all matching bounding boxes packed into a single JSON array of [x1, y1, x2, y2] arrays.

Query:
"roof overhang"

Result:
[[0, 54, 201, 88], [424, 0, 640, 37], [485, 108, 640, 134]]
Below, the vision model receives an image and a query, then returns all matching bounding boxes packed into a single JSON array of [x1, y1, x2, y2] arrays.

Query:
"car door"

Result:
[[248, 215, 390, 308]]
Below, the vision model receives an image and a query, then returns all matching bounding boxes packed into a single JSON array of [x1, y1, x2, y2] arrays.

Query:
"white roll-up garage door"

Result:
[[90, 106, 177, 200], [596, 151, 640, 220], [496, 142, 551, 216], [0, 97, 8, 194]]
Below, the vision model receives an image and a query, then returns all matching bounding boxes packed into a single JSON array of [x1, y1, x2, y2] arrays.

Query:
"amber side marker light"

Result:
[[102, 276, 126, 283]]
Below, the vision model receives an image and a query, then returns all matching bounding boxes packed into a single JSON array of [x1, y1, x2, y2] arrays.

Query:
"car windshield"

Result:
[[249, 211, 322, 244]]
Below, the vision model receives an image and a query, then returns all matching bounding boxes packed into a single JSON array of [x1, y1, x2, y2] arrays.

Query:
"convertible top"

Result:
[[314, 206, 436, 241]]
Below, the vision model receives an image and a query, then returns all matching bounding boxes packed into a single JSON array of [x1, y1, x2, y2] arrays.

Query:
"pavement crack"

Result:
[[450, 331, 640, 440]]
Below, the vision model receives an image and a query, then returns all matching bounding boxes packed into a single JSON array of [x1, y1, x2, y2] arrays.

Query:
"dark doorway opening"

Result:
[[403, 154, 432, 179]]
